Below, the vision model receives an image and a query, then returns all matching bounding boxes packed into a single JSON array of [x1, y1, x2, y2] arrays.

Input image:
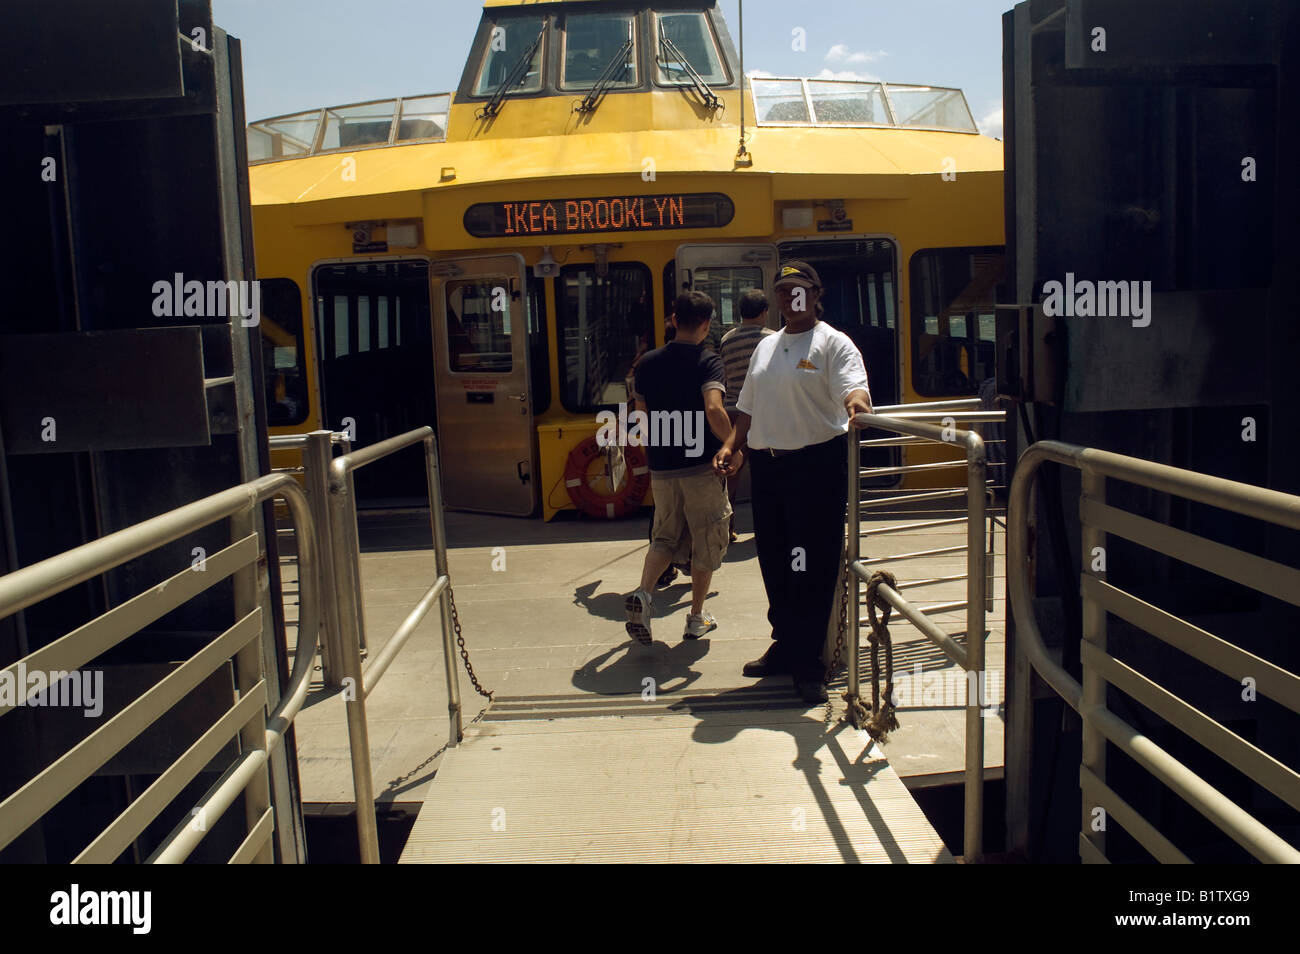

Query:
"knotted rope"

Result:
[[863, 569, 900, 743]]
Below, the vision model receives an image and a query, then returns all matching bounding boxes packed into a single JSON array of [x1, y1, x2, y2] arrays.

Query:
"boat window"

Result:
[[909, 246, 1005, 397], [258, 279, 309, 426], [396, 94, 450, 142], [247, 110, 322, 161], [318, 100, 397, 151], [689, 266, 762, 351], [752, 80, 809, 123], [561, 13, 638, 90], [807, 80, 890, 124], [446, 280, 514, 373], [654, 11, 727, 86], [557, 263, 653, 413], [474, 17, 546, 96], [886, 86, 976, 131]]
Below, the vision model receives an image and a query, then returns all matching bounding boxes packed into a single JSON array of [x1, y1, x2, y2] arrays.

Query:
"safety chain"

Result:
[[383, 704, 491, 793], [825, 553, 851, 724], [861, 569, 901, 743], [380, 585, 491, 793], [446, 583, 493, 702]]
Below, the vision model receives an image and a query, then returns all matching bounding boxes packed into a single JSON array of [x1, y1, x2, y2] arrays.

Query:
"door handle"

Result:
[[510, 393, 527, 402], [516, 461, 530, 483]]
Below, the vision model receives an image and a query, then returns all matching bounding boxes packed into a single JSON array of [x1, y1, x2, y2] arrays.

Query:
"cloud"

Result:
[[825, 45, 888, 65], [746, 68, 776, 78], [816, 68, 880, 83], [979, 106, 1003, 139]]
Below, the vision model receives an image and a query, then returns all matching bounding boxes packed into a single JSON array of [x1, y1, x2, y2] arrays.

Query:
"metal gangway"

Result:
[[10, 411, 1291, 863]]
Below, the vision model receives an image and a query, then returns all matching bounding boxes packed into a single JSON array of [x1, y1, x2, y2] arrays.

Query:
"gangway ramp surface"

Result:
[[399, 691, 953, 864]]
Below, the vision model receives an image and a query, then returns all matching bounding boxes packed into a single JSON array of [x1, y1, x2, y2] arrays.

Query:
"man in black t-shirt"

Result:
[[624, 292, 733, 645]]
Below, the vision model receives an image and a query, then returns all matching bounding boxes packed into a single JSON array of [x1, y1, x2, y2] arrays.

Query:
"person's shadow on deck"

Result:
[[572, 638, 710, 696], [572, 579, 717, 623], [676, 685, 924, 864]]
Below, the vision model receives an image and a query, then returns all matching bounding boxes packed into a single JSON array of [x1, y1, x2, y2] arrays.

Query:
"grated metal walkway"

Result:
[[399, 697, 953, 864]]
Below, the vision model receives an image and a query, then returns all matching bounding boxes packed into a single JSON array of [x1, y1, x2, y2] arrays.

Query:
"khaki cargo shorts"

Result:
[[649, 470, 732, 572]]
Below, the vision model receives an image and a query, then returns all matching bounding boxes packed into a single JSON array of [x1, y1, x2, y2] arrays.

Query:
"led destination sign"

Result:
[[464, 192, 735, 238]]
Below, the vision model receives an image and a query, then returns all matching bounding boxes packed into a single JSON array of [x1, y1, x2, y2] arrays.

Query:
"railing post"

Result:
[[963, 431, 987, 862], [425, 435, 463, 744], [304, 431, 344, 688], [847, 424, 862, 726], [327, 461, 381, 864], [1079, 468, 1107, 860], [1006, 473, 1036, 858]]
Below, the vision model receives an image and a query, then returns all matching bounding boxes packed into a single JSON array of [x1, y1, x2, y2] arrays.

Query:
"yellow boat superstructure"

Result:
[[249, 0, 1004, 518]]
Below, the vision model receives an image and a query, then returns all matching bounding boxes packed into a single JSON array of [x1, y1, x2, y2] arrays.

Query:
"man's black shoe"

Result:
[[655, 566, 678, 588], [794, 675, 829, 705], [742, 645, 791, 678]]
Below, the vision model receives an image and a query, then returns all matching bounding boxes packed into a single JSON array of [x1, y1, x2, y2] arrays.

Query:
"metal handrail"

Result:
[[1007, 439, 1300, 863], [847, 410, 992, 861], [0, 472, 321, 864], [311, 426, 460, 864], [270, 429, 353, 681]]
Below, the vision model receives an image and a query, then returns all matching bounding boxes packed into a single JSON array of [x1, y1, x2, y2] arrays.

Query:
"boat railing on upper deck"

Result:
[[0, 473, 322, 863], [750, 77, 979, 132], [247, 92, 451, 163], [1007, 441, 1300, 863], [845, 399, 1005, 862]]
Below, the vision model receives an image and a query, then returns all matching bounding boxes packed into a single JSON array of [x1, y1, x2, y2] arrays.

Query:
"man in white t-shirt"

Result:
[[713, 261, 872, 703]]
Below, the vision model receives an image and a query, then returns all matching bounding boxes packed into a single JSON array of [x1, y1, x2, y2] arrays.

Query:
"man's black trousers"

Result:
[[748, 434, 848, 679]]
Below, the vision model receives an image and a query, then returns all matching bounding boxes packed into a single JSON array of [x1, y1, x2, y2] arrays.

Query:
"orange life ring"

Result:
[[563, 437, 651, 519]]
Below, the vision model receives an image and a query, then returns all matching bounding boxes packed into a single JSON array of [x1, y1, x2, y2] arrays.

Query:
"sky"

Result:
[[213, 0, 1012, 138]]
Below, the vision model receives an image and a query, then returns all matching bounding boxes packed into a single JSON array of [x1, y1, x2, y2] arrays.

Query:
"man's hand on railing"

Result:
[[845, 390, 873, 429]]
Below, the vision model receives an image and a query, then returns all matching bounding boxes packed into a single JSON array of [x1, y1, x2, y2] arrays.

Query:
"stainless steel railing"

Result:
[[269, 430, 355, 685], [846, 403, 1004, 861], [295, 427, 462, 865], [0, 472, 321, 863], [1007, 440, 1300, 863]]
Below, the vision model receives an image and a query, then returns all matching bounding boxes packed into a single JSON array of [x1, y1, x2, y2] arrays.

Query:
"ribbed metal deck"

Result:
[[399, 699, 953, 864]]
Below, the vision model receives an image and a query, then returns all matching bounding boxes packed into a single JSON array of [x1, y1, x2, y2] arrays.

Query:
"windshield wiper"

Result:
[[478, 26, 545, 119], [657, 29, 720, 111], [576, 36, 634, 114]]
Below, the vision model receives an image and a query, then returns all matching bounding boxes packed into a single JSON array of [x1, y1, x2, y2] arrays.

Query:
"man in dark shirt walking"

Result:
[[625, 292, 733, 644]]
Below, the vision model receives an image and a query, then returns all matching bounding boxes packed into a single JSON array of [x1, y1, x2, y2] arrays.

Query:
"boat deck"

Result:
[[281, 500, 1004, 862]]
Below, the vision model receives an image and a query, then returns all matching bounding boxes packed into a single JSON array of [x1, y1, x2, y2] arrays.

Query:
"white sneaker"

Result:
[[625, 589, 653, 645], [683, 612, 717, 640]]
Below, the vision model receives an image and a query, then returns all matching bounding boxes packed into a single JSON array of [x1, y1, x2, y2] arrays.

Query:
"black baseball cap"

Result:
[[774, 261, 821, 289]]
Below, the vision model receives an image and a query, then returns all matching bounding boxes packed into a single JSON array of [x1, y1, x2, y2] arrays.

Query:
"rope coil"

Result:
[[862, 569, 901, 743]]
